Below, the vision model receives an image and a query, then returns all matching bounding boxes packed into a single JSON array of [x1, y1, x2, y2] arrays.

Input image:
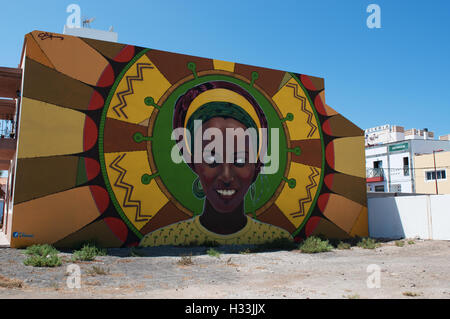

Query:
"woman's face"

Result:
[[193, 117, 257, 213]]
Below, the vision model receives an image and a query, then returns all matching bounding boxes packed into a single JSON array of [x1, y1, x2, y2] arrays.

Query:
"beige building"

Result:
[[414, 151, 450, 194]]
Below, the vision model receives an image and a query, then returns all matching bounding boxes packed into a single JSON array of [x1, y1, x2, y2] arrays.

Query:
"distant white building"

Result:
[[365, 125, 450, 193], [364, 124, 438, 146]]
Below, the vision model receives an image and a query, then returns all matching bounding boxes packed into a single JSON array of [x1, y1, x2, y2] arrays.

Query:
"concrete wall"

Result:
[[368, 194, 450, 240]]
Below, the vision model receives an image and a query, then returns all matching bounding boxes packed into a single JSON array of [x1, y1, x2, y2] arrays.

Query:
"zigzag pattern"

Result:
[[109, 153, 152, 222], [290, 167, 320, 218], [286, 83, 317, 137], [112, 63, 154, 119]]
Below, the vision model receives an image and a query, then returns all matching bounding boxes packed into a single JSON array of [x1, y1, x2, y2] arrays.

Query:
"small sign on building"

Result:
[[389, 142, 409, 152]]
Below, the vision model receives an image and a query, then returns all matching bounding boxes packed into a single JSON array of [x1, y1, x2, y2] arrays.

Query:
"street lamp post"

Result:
[[433, 149, 444, 195]]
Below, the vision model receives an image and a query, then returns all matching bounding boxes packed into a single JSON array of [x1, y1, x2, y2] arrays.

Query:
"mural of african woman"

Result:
[[139, 82, 292, 246], [7, 31, 367, 249]]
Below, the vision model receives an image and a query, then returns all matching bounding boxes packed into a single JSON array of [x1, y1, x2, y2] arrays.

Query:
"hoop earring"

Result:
[[250, 183, 256, 201], [192, 177, 205, 199]]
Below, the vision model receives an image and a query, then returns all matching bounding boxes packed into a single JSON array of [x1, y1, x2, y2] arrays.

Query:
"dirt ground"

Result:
[[0, 239, 449, 299]]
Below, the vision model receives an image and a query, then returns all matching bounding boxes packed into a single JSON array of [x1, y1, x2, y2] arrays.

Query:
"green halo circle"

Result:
[[150, 74, 288, 216]]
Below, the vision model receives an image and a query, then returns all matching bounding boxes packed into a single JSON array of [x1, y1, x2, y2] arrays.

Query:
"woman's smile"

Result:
[[216, 189, 237, 197]]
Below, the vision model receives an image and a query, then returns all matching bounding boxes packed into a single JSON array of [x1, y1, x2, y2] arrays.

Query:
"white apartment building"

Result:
[[365, 125, 450, 193]]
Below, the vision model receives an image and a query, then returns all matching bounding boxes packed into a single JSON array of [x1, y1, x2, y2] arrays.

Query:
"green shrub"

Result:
[[72, 244, 106, 262], [395, 240, 405, 247], [407, 240, 415, 245], [298, 236, 333, 253], [86, 266, 110, 276], [25, 244, 59, 257], [177, 254, 194, 266], [0, 274, 23, 288], [343, 236, 363, 247], [239, 248, 252, 255], [24, 254, 62, 267], [206, 248, 221, 258], [23, 244, 62, 267], [357, 237, 379, 249], [337, 241, 351, 250], [403, 291, 420, 297]]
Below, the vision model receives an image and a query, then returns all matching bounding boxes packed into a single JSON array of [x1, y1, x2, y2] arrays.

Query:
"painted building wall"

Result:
[[9, 30, 368, 248], [414, 151, 450, 194]]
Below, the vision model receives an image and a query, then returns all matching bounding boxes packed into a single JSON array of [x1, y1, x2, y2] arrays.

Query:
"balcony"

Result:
[[0, 99, 16, 121], [0, 101, 17, 164], [0, 67, 21, 99], [366, 168, 384, 182], [0, 67, 20, 170]]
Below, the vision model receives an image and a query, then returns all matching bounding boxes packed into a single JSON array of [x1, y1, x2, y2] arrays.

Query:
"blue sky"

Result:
[[1, 0, 449, 137]]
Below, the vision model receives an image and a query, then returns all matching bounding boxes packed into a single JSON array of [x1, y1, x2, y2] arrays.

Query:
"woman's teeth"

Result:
[[217, 189, 236, 196]]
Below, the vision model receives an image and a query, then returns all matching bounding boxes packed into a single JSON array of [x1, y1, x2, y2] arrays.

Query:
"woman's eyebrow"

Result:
[[207, 152, 223, 157], [234, 153, 250, 161]]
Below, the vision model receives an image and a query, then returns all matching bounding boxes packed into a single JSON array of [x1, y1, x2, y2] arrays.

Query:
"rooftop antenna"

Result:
[[82, 17, 95, 28]]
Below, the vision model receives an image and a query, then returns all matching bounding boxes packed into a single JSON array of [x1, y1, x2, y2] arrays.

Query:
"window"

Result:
[[391, 184, 402, 192], [374, 185, 385, 192], [426, 170, 446, 181], [373, 160, 382, 168], [403, 157, 409, 176]]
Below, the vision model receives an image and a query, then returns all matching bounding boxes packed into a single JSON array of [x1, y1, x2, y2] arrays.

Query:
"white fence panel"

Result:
[[368, 194, 450, 240], [430, 195, 450, 240]]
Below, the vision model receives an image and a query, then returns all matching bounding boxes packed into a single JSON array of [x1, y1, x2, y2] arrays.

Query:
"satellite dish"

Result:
[[82, 17, 95, 28], [108, 26, 114, 32]]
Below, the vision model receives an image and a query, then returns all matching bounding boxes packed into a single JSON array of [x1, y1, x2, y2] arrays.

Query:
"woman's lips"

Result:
[[216, 189, 237, 197]]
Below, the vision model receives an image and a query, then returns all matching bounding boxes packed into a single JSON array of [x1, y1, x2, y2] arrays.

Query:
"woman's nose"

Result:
[[219, 163, 234, 185]]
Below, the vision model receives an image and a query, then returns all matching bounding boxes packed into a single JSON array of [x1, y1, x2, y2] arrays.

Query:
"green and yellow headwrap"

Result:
[[185, 101, 259, 157], [173, 81, 269, 167]]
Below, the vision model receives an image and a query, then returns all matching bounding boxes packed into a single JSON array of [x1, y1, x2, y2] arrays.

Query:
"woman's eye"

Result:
[[234, 157, 246, 167], [205, 156, 219, 167]]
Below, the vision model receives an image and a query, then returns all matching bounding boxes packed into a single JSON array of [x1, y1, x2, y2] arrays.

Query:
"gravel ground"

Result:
[[0, 239, 449, 299]]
